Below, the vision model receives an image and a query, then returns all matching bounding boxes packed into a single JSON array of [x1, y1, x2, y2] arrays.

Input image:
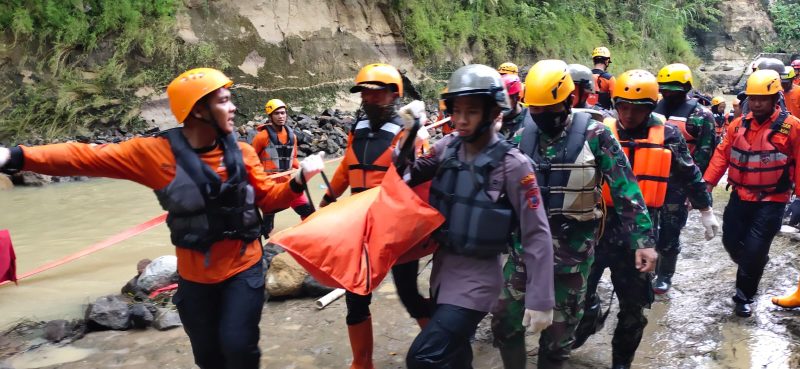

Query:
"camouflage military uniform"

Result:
[[583, 114, 711, 367], [499, 103, 532, 141], [492, 116, 654, 367], [657, 102, 716, 268]]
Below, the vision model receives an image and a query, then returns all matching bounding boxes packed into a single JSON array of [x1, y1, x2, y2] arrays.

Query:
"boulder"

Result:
[[129, 303, 155, 329], [11, 171, 52, 186], [0, 175, 12, 190], [137, 255, 178, 293], [86, 295, 130, 330], [153, 309, 182, 331], [136, 258, 152, 274], [43, 319, 71, 342], [266, 252, 308, 297]]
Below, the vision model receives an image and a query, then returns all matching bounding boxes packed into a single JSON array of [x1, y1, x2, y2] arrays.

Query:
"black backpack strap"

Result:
[[518, 117, 540, 163], [164, 128, 222, 197]]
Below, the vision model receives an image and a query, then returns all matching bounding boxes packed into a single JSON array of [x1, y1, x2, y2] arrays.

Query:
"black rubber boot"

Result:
[[537, 355, 565, 369], [573, 293, 605, 349], [652, 253, 678, 294], [499, 343, 527, 369]]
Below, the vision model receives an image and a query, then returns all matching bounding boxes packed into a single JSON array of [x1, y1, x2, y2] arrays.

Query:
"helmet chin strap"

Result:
[[462, 104, 496, 143]]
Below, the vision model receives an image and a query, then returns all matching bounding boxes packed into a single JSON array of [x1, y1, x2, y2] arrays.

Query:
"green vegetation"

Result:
[[0, 0, 228, 143], [768, 0, 800, 53], [394, 0, 721, 75]]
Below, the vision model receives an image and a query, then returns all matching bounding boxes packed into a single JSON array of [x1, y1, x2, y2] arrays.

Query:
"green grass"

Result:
[[0, 0, 229, 143], [768, 0, 800, 53], [395, 0, 721, 98]]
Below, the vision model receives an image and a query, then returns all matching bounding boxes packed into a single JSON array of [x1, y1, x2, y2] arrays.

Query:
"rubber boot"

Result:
[[498, 343, 527, 369], [652, 253, 678, 294], [573, 294, 605, 349], [416, 317, 430, 329], [772, 276, 800, 308], [347, 318, 374, 369], [537, 355, 565, 369]]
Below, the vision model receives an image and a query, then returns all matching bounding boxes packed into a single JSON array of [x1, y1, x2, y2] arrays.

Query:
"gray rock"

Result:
[[11, 171, 52, 186], [86, 295, 130, 330], [43, 319, 70, 342], [0, 359, 14, 369], [136, 258, 152, 275], [129, 303, 155, 329], [266, 252, 308, 297], [0, 175, 12, 190], [153, 309, 182, 331], [137, 255, 178, 293]]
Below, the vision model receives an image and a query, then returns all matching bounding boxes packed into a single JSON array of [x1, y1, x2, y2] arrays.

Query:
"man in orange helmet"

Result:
[[575, 70, 717, 369], [320, 63, 432, 369], [0, 68, 325, 368], [589, 47, 616, 110], [251, 99, 314, 234], [705, 70, 800, 316]]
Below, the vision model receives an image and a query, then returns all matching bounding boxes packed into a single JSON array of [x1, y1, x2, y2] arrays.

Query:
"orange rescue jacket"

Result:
[[252, 124, 300, 181], [601, 118, 672, 208], [327, 119, 403, 197]]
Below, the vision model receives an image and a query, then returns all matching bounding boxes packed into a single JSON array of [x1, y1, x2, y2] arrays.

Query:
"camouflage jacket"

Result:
[[515, 115, 657, 253]]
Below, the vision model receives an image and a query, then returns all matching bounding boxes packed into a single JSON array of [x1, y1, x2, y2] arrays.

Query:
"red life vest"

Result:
[[655, 99, 699, 154], [728, 112, 793, 196], [601, 118, 672, 208]]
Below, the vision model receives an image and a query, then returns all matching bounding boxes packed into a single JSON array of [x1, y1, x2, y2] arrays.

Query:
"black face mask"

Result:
[[363, 103, 394, 126], [531, 110, 570, 136]]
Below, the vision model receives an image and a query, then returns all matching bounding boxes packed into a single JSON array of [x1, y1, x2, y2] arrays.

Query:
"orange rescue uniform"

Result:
[[704, 109, 800, 203], [17, 137, 300, 283], [251, 124, 300, 182], [785, 86, 800, 119], [327, 120, 403, 197]]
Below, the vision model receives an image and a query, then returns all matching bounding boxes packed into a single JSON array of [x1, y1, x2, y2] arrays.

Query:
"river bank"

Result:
[[2, 187, 800, 368]]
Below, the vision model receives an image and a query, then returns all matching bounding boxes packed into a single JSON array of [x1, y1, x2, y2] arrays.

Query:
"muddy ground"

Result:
[[2, 189, 800, 369]]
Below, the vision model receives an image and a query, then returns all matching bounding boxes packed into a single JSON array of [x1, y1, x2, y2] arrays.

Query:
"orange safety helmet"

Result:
[[613, 69, 659, 106], [745, 69, 782, 96], [349, 63, 403, 97], [167, 68, 233, 123]]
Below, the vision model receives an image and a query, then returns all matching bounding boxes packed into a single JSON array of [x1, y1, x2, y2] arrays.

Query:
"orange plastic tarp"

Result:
[[269, 166, 443, 295]]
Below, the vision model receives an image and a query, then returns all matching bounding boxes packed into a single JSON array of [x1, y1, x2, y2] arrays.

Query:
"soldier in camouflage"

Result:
[[491, 60, 658, 369], [574, 70, 718, 369], [499, 73, 532, 140], [652, 63, 718, 294]]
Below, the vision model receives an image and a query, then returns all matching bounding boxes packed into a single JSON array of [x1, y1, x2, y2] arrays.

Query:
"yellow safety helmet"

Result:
[[591, 47, 611, 59], [745, 69, 782, 96], [782, 66, 796, 80], [613, 69, 659, 105], [167, 68, 233, 123], [711, 96, 725, 106], [265, 99, 287, 115], [350, 63, 403, 97], [498, 62, 519, 75], [657, 63, 693, 91], [523, 60, 575, 107]]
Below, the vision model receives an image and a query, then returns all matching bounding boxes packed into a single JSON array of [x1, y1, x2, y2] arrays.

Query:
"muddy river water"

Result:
[[1, 164, 800, 368]]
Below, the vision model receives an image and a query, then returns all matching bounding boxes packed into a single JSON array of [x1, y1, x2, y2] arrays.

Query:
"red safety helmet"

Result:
[[501, 73, 523, 97]]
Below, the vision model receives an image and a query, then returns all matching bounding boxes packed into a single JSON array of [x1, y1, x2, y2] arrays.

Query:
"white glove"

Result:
[[398, 100, 427, 129], [522, 309, 553, 334], [700, 208, 720, 240], [294, 152, 325, 185], [0, 147, 9, 169]]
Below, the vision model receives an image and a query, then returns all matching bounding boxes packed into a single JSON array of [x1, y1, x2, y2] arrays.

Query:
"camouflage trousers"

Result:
[[657, 189, 690, 257], [584, 210, 655, 366], [491, 239, 593, 362]]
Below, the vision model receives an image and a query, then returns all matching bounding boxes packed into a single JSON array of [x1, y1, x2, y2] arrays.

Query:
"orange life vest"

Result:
[[343, 119, 403, 193], [601, 118, 672, 208], [655, 99, 699, 154], [728, 112, 793, 196], [257, 125, 296, 174]]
